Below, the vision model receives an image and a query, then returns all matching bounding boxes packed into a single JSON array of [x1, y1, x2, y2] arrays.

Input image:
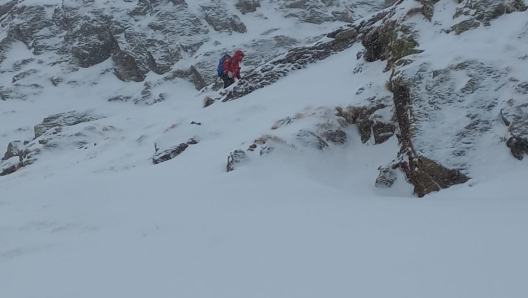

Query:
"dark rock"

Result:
[[361, 20, 422, 71], [152, 143, 189, 164], [227, 150, 247, 172], [372, 121, 396, 144], [506, 136, 528, 160]]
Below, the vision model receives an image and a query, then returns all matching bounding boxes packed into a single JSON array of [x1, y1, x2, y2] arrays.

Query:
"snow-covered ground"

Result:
[[2, 45, 528, 298], [1, 0, 528, 297]]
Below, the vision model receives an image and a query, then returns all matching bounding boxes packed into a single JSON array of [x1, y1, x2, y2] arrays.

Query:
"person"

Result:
[[217, 50, 245, 88]]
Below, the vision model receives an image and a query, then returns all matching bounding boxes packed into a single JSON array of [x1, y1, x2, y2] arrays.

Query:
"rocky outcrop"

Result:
[[335, 100, 395, 144], [2, 140, 29, 161], [390, 79, 470, 197], [152, 138, 199, 165], [34, 111, 106, 139], [451, 0, 527, 35], [360, 19, 422, 71], [1, 121, 119, 176]]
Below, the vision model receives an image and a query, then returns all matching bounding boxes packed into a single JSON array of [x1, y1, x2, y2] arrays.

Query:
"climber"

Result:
[[217, 50, 245, 88]]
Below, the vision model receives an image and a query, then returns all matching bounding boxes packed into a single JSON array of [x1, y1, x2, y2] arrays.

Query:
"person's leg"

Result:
[[221, 74, 235, 88], [225, 77, 235, 88]]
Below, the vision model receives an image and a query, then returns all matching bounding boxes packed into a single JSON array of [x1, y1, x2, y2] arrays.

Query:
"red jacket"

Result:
[[222, 51, 244, 79]]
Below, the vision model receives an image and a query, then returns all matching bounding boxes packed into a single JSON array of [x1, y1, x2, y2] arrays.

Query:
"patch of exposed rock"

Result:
[[34, 111, 106, 139], [152, 138, 199, 164], [451, 0, 527, 35], [235, 0, 261, 14], [1, 122, 118, 176], [335, 100, 395, 144]]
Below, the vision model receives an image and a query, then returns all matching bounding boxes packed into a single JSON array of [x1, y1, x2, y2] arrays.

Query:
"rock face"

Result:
[[0, 0, 383, 104], [353, 0, 527, 196]]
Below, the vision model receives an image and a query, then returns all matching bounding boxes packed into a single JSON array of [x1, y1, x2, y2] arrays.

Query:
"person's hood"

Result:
[[233, 50, 245, 60]]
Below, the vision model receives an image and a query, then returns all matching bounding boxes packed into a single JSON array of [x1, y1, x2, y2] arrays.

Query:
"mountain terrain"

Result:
[[1, 1, 528, 297]]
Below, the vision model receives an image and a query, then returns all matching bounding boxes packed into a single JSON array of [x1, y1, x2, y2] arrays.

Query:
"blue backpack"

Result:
[[217, 54, 231, 76]]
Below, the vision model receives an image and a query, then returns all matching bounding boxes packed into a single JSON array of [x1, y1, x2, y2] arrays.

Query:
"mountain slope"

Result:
[[1, 1, 528, 297]]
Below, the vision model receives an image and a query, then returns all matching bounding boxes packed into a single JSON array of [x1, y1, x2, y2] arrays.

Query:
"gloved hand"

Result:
[[227, 71, 234, 78]]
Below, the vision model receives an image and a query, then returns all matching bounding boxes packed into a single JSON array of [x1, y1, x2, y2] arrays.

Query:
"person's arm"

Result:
[[233, 60, 241, 79]]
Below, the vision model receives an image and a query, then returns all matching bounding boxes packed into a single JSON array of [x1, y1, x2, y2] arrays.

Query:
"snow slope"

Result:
[[1, 0, 528, 297], [2, 42, 528, 298]]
